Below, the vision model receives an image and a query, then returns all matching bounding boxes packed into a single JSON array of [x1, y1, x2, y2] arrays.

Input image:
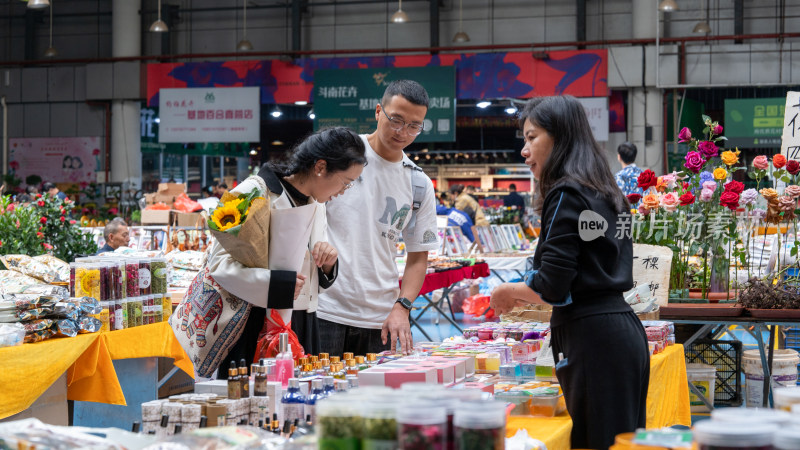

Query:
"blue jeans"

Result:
[[318, 318, 390, 356]]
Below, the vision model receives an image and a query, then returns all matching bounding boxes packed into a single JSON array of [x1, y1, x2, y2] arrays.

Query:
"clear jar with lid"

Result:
[[161, 294, 172, 321], [133, 296, 144, 327], [316, 397, 364, 450], [139, 259, 152, 295], [711, 408, 792, 426], [397, 401, 446, 450], [454, 400, 505, 450], [150, 258, 168, 294], [153, 294, 163, 322], [774, 386, 800, 412], [125, 259, 140, 297], [76, 263, 102, 300], [363, 400, 399, 450], [692, 420, 777, 450]]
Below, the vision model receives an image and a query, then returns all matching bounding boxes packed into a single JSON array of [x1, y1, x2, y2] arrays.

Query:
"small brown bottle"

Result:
[[239, 359, 250, 398], [330, 356, 341, 365], [319, 352, 330, 361], [254, 365, 268, 396], [343, 352, 354, 361], [345, 359, 359, 376], [227, 361, 241, 399]]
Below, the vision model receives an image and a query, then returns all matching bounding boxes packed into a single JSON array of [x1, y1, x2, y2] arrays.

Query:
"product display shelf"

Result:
[[0, 321, 191, 422]]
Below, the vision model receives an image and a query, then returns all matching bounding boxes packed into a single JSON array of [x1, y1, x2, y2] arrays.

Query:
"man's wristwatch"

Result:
[[395, 297, 413, 311]]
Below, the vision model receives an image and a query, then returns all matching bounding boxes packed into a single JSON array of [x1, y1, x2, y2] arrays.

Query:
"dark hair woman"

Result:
[[490, 96, 648, 450], [207, 126, 367, 374]]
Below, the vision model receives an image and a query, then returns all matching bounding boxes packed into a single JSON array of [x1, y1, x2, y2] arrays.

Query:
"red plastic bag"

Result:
[[146, 202, 170, 210], [173, 192, 204, 213], [254, 309, 305, 361], [462, 294, 493, 316]]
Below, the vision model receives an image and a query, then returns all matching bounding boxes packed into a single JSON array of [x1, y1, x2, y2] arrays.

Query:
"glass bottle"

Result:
[[239, 359, 250, 398], [275, 333, 294, 387], [302, 363, 314, 378], [320, 358, 331, 375], [304, 378, 325, 424], [281, 378, 306, 424], [332, 363, 347, 380], [314, 361, 326, 377], [356, 356, 369, 371], [345, 359, 359, 376], [334, 379, 349, 393], [330, 356, 341, 365], [319, 353, 330, 361], [254, 365, 267, 397], [366, 353, 378, 367], [323, 376, 335, 396], [343, 352, 354, 362], [227, 361, 241, 399]]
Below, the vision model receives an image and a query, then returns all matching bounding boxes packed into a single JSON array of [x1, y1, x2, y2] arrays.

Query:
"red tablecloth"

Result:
[[400, 262, 490, 296]]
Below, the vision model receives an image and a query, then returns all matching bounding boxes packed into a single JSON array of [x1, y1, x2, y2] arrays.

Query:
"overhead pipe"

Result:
[[86, 101, 112, 183], [2, 32, 799, 68]]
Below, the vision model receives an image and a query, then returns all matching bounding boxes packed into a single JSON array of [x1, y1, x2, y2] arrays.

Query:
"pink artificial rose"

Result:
[[700, 188, 714, 202], [638, 204, 650, 216], [753, 155, 769, 170], [661, 173, 678, 190], [785, 185, 800, 199], [678, 127, 692, 143], [684, 151, 705, 174], [713, 124, 723, 135], [660, 193, 679, 212], [703, 181, 717, 192]]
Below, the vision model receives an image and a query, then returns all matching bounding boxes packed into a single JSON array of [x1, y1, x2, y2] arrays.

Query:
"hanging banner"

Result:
[[146, 49, 607, 106], [725, 98, 785, 148], [158, 87, 260, 143], [314, 66, 456, 142], [140, 104, 249, 156], [576, 97, 609, 142], [781, 91, 800, 160], [9, 137, 99, 185]]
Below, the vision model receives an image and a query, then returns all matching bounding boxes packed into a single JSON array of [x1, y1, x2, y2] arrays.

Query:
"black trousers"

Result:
[[550, 311, 650, 450], [318, 318, 391, 356]]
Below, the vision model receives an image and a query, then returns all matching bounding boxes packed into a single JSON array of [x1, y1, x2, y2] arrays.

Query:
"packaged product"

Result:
[[0, 271, 41, 295], [0, 254, 58, 283], [166, 250, 205, 270], [20, 284, 69, 300], [77, 316, 102, 333], [33, 254, 70, 283], [0, 323, 25, 347], [52, 319, 78, 338], [24, 328, 55, 343]]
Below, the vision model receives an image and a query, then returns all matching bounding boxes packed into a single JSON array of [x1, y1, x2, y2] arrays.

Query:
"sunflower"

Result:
[[212, 203, 242, 231]]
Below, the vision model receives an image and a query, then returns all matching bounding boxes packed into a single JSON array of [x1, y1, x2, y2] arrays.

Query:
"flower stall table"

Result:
[[399, 263, 491, 340], [483, 254, 530, 282], [506, 344, 691, 450], [660, 313, 800, 409], [0, 322, 191, 426]]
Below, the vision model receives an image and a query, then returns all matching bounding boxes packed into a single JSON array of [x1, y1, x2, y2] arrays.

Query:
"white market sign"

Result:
[[781, 91, 800, 161], [577, 97, 609, 142], [158, 87, 260, 143], [632, 243, 673, 307]]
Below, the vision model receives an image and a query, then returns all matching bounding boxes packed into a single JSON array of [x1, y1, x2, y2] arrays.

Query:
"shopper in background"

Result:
[[207, 127, 366, 371], [451, 184, 489, 226], [217, 183, 229, 198], [489, 96, 648, 450], [503, 183, 525, 209], [436, 203, 475, 242], [96, 218, 129, 254], [614, 141, 643, 198], [318, 80, 439, 356], [42, 182, 68, 201]]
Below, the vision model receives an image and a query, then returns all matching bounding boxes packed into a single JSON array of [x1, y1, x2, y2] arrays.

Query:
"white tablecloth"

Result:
[[482, 255, 529, 271]]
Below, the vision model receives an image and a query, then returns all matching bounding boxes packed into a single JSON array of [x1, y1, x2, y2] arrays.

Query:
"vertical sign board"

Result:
[[313, 67, 456, 143], [576, 97, 609, 142], [725, 98, 785, 149], [632, 244, 673, 307], [159, 87, 260, 143], [781, 92, 800, 161]]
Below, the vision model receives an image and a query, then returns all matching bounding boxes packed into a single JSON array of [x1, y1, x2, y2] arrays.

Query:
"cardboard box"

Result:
[[384, 366, 437, 389], [0, 373, 68, 425], [158, 357, 195, 398], [417, 361, 456, 386], [174, 211, 204, 227], [145, 183, 187, 206], [141, 208, 171, 225]]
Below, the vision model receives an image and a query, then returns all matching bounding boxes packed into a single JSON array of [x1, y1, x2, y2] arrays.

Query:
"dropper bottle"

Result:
[[275, 332, 294, 387]]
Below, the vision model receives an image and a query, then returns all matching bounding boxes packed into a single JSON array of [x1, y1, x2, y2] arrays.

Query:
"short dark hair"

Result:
[[519, 96, 627, 214], [218, 183, 228, 190], [509, 183, 517, 191], [17, 194, 32, 203], [264, 126, 367, 178], [449, 184, 465, 195], [42, 182, 56, 191], [617, 142, 637, 165], [381, 80, 429, 108]]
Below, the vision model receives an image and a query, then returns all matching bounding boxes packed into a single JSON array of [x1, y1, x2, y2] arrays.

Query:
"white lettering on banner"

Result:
[[318, 86, 359, 99], [429, 97, 452, 109], [781, 91, 800, 161], [159, 87, 260, 143], [632, 244, 673, 307], [359, 98, 380, 110]]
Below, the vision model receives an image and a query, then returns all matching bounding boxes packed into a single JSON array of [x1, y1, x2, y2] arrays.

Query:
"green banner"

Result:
[[724, 98, 785, 148], [313, 67, 456, 142], [140, 105, 249, 156]]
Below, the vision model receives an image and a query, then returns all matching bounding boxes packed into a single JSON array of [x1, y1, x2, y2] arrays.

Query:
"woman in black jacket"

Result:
[[490, 96, 649, 450]]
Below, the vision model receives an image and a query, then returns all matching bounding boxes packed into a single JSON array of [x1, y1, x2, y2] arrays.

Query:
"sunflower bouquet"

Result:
[[207, 187, 272, 268]]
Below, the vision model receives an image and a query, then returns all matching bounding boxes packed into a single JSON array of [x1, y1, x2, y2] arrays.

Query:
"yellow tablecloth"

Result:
[[0, 322, 191, 419], [506, 344, 691, 450]]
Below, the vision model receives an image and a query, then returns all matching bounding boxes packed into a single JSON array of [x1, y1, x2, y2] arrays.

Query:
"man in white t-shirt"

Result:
[[317, 80, 439, 355]]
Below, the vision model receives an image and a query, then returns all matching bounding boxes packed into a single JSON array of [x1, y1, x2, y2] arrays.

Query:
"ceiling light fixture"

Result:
[[43, 0, 57, 57], [307, 109, 316, 120], [270, 106, 283, 118], [249, 149, 257, 156], [27, 0, 50, 9], [505, 105, 517, 115], [391, 0, 408, 23], [452, 0, 470, 43], [295, 100, 308, 105], [692, 0, 711, 34], [236, 0, 253, 51], [476, 101, 491, 109], [658, 0, 679, 12], [149, 0, 169, 32]]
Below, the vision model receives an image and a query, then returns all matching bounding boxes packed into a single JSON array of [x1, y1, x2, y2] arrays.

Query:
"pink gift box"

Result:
[[429, 358, 467, 382], [461, 381, 494, 394], [384, 366, 438, 389], [417, 361, 457, 386], [358, 366, 398, 387]]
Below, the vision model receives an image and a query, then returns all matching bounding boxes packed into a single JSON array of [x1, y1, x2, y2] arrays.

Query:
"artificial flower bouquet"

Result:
[[207, 188, 271, 268]]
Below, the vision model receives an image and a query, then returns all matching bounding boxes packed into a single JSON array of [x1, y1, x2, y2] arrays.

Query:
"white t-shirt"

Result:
[[317, 135, 439, 328]]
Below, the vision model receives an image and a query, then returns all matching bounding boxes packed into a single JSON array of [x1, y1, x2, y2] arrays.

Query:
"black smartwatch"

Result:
[[395, 297, 413, 311]]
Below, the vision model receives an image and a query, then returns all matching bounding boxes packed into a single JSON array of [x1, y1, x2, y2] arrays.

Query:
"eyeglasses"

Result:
[[336, 173, 355, 191], [380, 104, 425, 136]]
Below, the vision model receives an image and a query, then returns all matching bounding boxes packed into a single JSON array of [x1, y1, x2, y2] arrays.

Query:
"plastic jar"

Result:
[[161, 294, 172, 321], [397, 402, 446, 450], [153, 294, 163, 323], [711, 408, 792, 426], [774, 386, 800, 412], [151, 258, 168, 294], [316, 397, 364, 450], [125, 259, 140, 297], [454, 400, 506, 450], [139, 259, 152, 295], [363, 400, 399, 450], [76, 263, 102, 300], [774, 428, 800, 450], [692, 420, 777, 449], [477, 328, 494, 341]]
